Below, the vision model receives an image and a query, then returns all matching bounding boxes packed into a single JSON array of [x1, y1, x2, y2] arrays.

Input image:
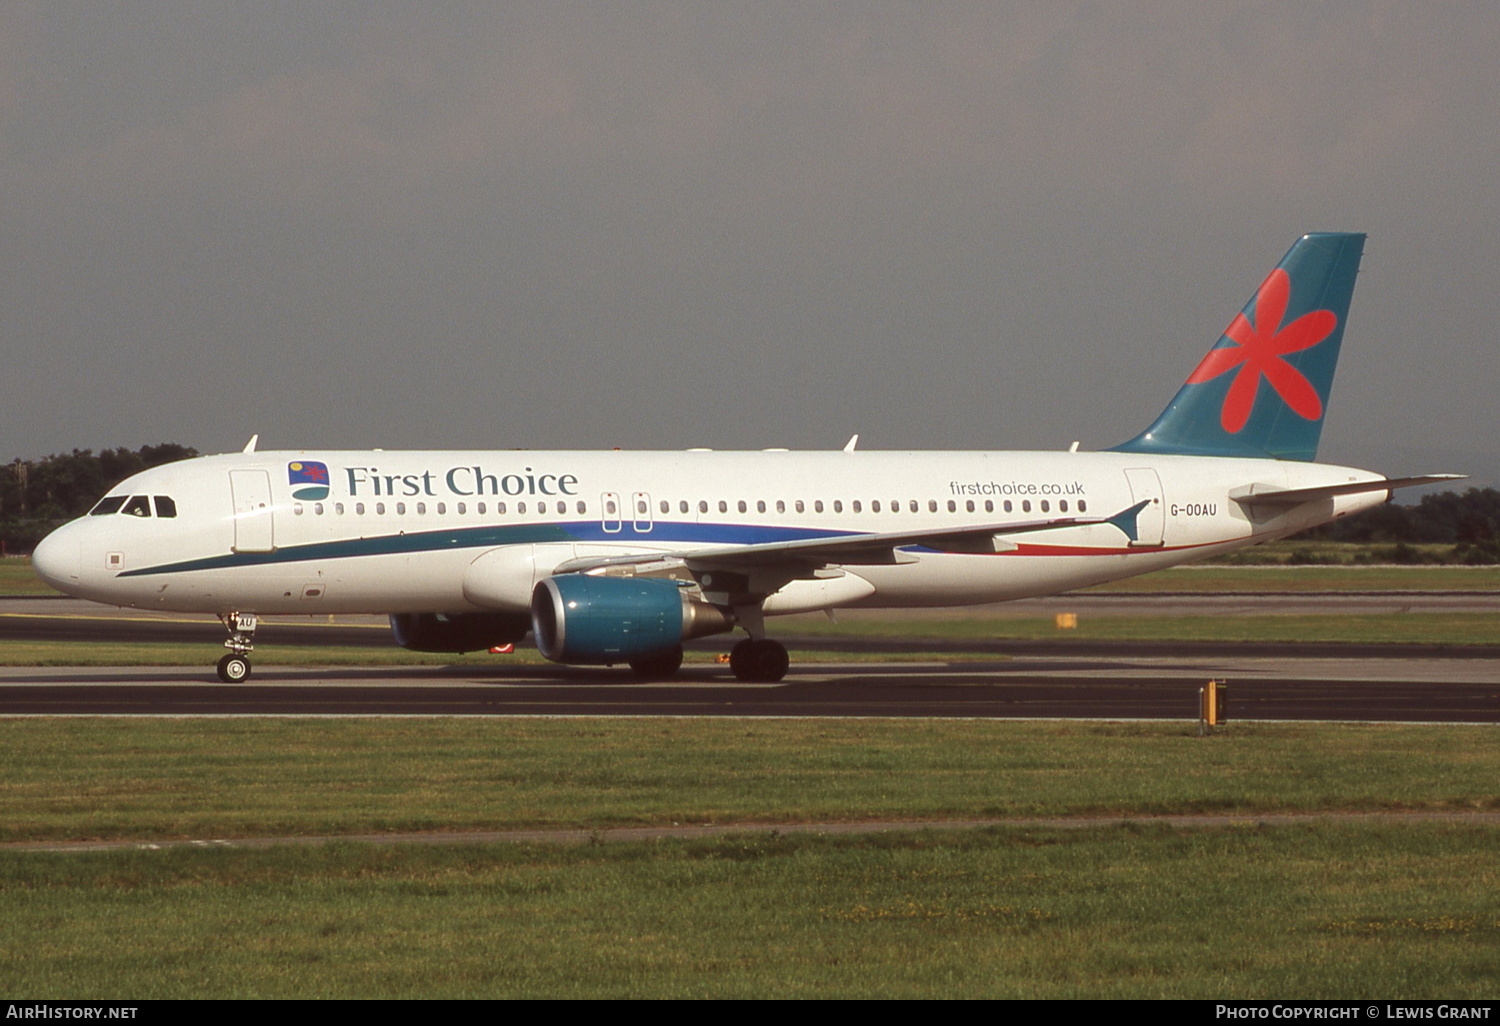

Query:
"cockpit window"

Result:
[[121, 495, 151, 517], [89, 496, 128, 516], [154, 496, 177, 518]]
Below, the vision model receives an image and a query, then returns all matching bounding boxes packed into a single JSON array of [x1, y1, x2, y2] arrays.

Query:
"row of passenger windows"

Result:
[[89, 495, 177, 518], [291, 496, 1086, 517], [295, 500, 584, 517], [629, 497, 1086, 516]]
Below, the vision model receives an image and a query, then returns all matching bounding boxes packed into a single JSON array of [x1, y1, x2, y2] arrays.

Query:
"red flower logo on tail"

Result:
[[1185, 268, 1337, 433]]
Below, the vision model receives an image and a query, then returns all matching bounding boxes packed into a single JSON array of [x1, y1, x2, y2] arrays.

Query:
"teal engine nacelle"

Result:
[[530, 574, 733, 664], [389, 611, 531, 653]]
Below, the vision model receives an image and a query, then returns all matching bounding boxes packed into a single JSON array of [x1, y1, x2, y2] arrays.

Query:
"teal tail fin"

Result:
[[1111, 232, 1365, 461]]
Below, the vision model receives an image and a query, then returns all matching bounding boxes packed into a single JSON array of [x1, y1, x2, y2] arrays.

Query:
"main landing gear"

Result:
[[628, 644, 685, 680], [729, 638, 789, 683], [215, 612, 258, 683]]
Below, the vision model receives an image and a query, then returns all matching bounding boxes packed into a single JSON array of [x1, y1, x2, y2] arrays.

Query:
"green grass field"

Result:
[[5, 720, 1497, 844], [5, 822, 1497, 999], [2, 720, 1497, 998]]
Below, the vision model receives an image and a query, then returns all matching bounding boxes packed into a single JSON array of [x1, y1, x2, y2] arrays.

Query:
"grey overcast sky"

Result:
[[2, 2, 1497, 483]]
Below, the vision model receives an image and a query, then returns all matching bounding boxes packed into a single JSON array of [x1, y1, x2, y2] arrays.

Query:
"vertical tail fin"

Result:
[[1111, 232, 1365, 461]]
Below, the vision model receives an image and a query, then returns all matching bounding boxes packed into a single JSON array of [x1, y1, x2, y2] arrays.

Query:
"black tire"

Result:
[[216, 653, 251, 683], [628, 645, 684, 680], [754, 639, 790, 683], [729, 638, 756, 681], [729, 639, 789, 683]]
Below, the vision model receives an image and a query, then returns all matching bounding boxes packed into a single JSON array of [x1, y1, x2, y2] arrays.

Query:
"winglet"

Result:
[[1106, 500, 1152, 543]]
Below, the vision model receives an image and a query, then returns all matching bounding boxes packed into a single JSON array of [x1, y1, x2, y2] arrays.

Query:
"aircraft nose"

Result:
[[31, 526, 82, 593]]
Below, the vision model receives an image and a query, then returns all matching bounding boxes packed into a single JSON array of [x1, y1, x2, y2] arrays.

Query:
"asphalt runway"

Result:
[[3, 595, 1498, 721], [3, 657, 1498, 721]]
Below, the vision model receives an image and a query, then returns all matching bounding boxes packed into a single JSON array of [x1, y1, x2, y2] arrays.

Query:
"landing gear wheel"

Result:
[[628, 645, 684, 680], [216, 653, 251, 683], [729, 638, 789, 683]]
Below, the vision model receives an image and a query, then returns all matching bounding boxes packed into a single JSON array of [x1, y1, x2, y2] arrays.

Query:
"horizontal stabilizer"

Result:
[[1230, 474, 1466, 508]]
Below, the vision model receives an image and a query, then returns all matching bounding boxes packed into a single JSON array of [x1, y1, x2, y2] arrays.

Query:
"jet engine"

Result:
[[389, 611, 531, 653], [530, 574, 733, 664]]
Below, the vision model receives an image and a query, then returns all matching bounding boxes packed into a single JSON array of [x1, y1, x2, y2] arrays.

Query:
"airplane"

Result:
[[30, 232, 1461, 684]]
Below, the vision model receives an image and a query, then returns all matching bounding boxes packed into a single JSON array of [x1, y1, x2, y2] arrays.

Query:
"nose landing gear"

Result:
[[215, 612, 258, 683]]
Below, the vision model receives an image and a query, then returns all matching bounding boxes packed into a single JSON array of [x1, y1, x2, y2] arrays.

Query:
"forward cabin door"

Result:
[[230, 470, 275, 552], [1123, 468, 1165, 548]]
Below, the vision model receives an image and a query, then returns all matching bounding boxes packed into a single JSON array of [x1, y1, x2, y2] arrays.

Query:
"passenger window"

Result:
[[815, 500, 824, 513], [928, 500, 937, 513], [1078, 500, 1087, 513], [910, 500, 918, 513], [457, 502, 467, 515], [356, 503, 365, 515], [679, 500, 689, 514], [516, 502, 524, 514], [776, 500, 785, 514], [946, 500, 956, 513], [757, 500, 766, 514], [436, 502, 446, 515], [795, 500, 805, 513], [833, 500, 843, 513], [398, 502, 408, 515], [984, 500, 993, 514], [122, 496, 151, 517], [577, 501, 587, 514], [699, 500, 708, 514], [872, 500, 881, 513], [1004, 500, 1013, 513], [90, 496, 128, 516], [476, 502, 485, 515], [1041, 500, 1049, 512], [1060, 500, 1068, 512], [1022, 500, 1031, 513], [316, 502, 325, 515], [294, 503, 304, 516], [336, 502, 346, 514], [719, 500, 728, 513]]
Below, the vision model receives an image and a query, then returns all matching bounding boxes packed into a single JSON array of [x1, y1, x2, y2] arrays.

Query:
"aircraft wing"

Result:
[[550, 500, 1151, 576]]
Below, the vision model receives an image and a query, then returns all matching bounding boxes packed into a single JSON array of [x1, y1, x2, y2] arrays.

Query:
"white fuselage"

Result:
[[33, 449, 1388, 617]]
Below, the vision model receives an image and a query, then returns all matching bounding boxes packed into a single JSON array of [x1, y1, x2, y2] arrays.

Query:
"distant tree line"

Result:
[[1, 445, 197, 554], [1294, 487, 1500, 564], [1, 445, 1497, 563]]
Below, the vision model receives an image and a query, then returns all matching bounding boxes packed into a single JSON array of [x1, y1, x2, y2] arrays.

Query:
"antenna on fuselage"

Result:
[[242, 434, 259, 453], [843, 434, 859, 452]]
